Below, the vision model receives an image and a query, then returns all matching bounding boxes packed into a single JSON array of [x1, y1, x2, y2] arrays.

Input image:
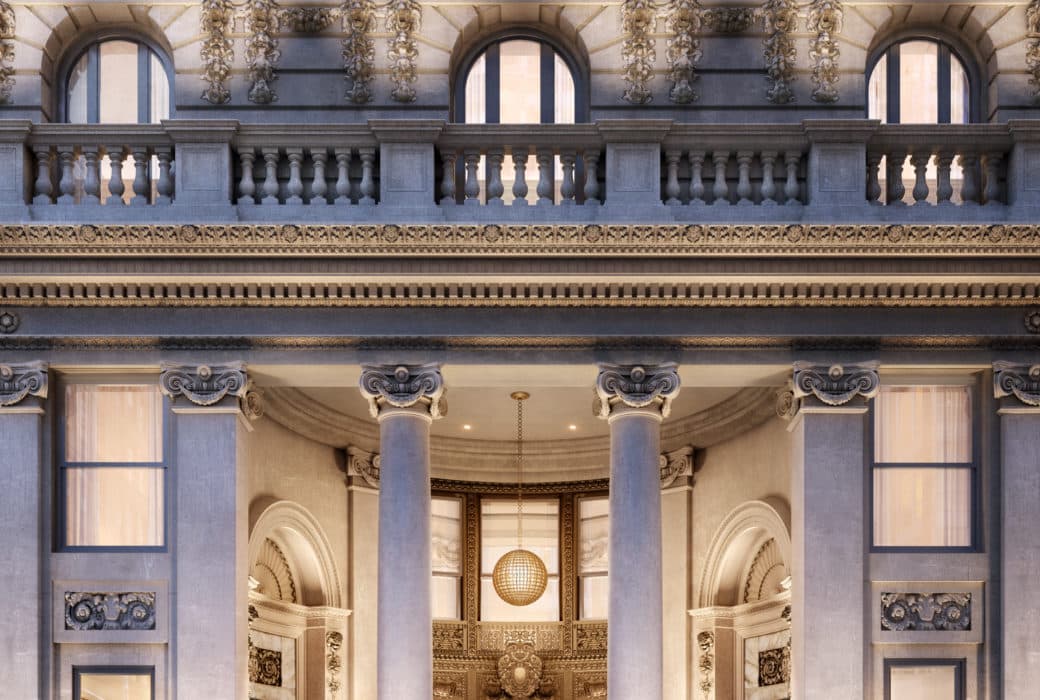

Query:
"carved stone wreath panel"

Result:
[[880, 592, 972, 632], [64, 592, 157, 631]]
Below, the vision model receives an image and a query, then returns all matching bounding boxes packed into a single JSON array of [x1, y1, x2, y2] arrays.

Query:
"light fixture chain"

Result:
[[516, 393, 524, 548]]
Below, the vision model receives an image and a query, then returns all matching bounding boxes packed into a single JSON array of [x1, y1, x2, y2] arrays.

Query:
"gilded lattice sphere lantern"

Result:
[[492, 548, 548, 607]]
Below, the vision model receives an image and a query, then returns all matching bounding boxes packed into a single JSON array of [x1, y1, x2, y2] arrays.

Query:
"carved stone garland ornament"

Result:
[[1029, 1, 1040, 103], [621, 0, 659, 104], [666, 0, 703, 104], [326, 631, 343, 698], [200, 0, 235, 104], [807, 0, 843, 103], [0, 361, 47, 406], [792, 361, 879, 406], [385, 0, 422, 103], [697, 630, 715, 700], [246, 0, 282, 104], [993, 362, 1040, 407], [760, 0, 799, 104], [342, 0, 377, 103], [0, 1, 15, 104]]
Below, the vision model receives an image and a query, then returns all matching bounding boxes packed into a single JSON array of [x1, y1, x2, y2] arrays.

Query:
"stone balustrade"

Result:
[[2, 119, 1039, 223]]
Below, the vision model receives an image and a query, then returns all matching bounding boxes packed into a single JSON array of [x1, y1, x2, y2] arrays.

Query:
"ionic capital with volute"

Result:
[[0, 361, 48, 407], [993, 362, 1040, 407], [359, 363, 446, 419], [595, 363, 681, 419], [160, 361, 262, 417], [792, 361, 879, 406]]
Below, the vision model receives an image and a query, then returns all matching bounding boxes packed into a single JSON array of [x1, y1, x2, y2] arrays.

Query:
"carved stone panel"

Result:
[[64, 592, 156, 631], [880, 592, 971, 632], [200, 0, 235, 104], [0, 1, 15, 104]]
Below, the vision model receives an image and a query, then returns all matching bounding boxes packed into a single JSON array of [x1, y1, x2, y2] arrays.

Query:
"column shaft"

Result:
[[377, 407, 433, 700], [609, 408, 664, 700]]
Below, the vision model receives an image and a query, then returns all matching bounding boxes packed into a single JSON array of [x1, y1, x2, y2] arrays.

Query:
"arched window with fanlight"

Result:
[[867, 37, 974, 125]]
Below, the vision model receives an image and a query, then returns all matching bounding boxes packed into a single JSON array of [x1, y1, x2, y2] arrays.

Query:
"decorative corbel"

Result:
[[807, 0, 843, 103], [993, 362, 1040, 407], [760, 0, 798, 104], [345, 445, 381, 488], [1028, 1, 1040, 103], [621, 0, 659, 104], [341, 0, 377, 103], [385, 0, 422, 103], [246, 0, 282, 104], [200, 0, 235, 104], [0, 361, 47, 407], [666, 0, 703, 104], [660, 445, 695, 487], [792, 361, 880, 406], [0, 1, 15, 104]]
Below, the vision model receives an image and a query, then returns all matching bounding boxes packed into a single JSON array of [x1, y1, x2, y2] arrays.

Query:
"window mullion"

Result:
[[485, 43, 501, 124], [540, 42, 555, 124], [87, 44, 100, 124], [937, 43, 952, 124], [886, 45, 900, 124]]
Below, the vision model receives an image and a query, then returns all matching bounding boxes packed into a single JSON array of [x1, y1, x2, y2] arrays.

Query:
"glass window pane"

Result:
[[875, 385, 972, 463], [889, 664, 958, 700], [67, 53, 89, 124], [98, 41, 140, 123], [65, 385, 163, 463], [66, 467, 164, 547], [499, 40, 541, 124], [78, 672, 153, 700], [481, 499, 559, 575], [950, 55, 967, 124], [554, 53, 575, 125], [480, 576, 559, 622], [579, 497, 608, 574], [868, 53, 887, 123], [581, 576, 608, 620], [432, 497, 462, 575], [465, 54, 486, 124], [873, 467, 971, 547], [899, 41, 939, 124], [432, 575, 461, 619], [150, 53, 170, 123]]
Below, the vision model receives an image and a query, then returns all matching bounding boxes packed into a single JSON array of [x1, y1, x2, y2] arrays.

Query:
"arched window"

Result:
[[65, 38, 172, 124], [455, 37, 584, 124], [867, 38, 971, 124]]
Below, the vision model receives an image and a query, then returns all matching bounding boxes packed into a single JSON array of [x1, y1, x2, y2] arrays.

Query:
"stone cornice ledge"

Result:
[[2, 223, 1040, 258]]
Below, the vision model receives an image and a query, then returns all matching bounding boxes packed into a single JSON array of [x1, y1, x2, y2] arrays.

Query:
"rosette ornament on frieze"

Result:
[[359, 363, 446, 418]]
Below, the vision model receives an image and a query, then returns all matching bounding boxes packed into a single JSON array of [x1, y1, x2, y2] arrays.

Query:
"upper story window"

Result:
[[66, 38, 172, 124], [867, 39, 971, 124], [872, 383, 975, 549], [456, 38, 581, 124], [60, 381, 166, 549]]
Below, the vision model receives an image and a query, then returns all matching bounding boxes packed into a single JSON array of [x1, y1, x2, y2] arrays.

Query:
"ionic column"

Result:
[[359, 364, 444, 700], [161, 362, 261, 700], [0, 361, 48, 700], [786, 362, 878, 700], [993, 362, 1040, 697], [595, 363, 680, 700]]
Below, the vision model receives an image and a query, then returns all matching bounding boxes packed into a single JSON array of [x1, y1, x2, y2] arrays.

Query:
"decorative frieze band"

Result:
[[64, 592, 157, 631], [0, 361, 47, 406], [160, 362, 253, 407], [993, 362, 1040, 406], [880, 592, 971, 632], [0, 1, 15, 104], [359, 363, 446, 418], [792, 361, 879, 406], [595, 363, 681, 418]]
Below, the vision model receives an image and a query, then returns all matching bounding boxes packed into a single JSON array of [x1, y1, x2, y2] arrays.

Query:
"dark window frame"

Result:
[[883, 657, 966, 700], [73, 665, 156, 700]]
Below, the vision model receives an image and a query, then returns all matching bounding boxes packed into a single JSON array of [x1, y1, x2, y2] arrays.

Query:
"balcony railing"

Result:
[[3, 119, 1039, 224]]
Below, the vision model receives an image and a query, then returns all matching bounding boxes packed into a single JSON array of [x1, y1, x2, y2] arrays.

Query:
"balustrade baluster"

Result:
[[760, 151, 777, 205], [512, 147, 530, 205], [582, 149, 600, 206], [536, 149, 554, 206], [439, 150, 457, 205], [359, 148, 376, 205], [560, 150, 576, 205], [983, 151, 1002, 206], [57, 148, 76, 205], [664, 150, 682, 205], [935, 151, 953, 205], [486, 149, 505, 206], [335, 148, 353, 204], [155, 148, 173, 205], [83, 147, 101, 204], [285, 148, 305, 204], [866, 152, 882, 204], [33, 147, 53, 205], [310, 148, 329, 205], [884, 150, 906, 206], [711, 151, 730, 206], [958, 153, 979, 205], [106, 146, 127, 206], [689, 151, 705, 205], [261, 148, 281, 205], [131, 149, 151, 206], [238, 149, 257, 204], [736, 150, 753, 205], [911, 150, 931, 205], [463, 149, 481, 206], [783, 152, 800, 204]]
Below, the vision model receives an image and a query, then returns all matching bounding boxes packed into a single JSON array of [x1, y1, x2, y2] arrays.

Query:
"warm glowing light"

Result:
[[568, 424, 577, 431], [463, 424, 472, 430]]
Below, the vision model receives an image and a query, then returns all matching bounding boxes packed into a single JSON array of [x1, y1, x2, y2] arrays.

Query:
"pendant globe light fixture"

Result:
[[492, 391, 549, 606]]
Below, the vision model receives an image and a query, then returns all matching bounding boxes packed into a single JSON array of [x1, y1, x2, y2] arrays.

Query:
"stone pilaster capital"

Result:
[[993, 362, 1040, 407], [595, 363, 680, 419], [775, 381, 801, 420], [792, 361, 879, 406], [660, 445, 695, 488], [159, 362, 258, 413], [345, 445, 381, 488], [0, 361, 48, 406], [358, 363, 446, 419]]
